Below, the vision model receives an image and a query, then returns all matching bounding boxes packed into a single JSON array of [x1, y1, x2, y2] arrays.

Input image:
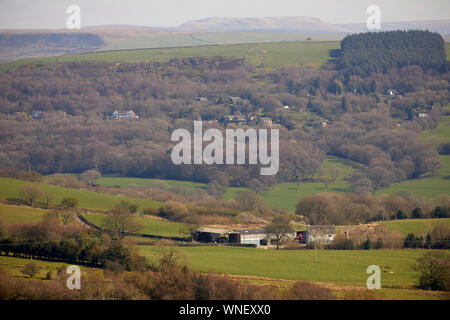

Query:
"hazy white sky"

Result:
[[0, 0, 449, 29]]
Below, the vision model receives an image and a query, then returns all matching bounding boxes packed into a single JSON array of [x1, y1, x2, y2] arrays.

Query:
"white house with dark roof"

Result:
[[111, 110, 139, 119]]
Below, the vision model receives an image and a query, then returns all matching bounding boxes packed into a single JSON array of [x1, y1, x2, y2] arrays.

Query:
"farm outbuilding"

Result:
[[195, 227, 301, 247], [195, 227, 230, 243], [228, 229, 268, 246]]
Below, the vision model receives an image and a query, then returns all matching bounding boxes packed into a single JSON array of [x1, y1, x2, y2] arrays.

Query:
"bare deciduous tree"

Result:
[[19, 185, 43, 207], [78, 169, 101, 186], [265, 216, 295, 250], [47, 206, 76, 225], [103, 209, 141, 239], [43, 192, 54, 209]]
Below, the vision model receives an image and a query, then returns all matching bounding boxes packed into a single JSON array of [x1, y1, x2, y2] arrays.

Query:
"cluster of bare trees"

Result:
[[0, 55, 447, 190], [296, 192, 450, 225]]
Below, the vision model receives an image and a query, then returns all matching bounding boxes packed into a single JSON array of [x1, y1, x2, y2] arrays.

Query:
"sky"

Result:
[[0, 0, 449, 29]]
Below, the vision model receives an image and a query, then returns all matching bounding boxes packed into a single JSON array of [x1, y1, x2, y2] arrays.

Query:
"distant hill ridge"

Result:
[[174, 17, 450, 34], [0, 17, 449, 63], [86, 17, 450, 35]]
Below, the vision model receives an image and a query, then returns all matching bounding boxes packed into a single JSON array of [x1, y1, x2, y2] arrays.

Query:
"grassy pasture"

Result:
[[221, 180, 350, 212], [96, 156, 356, 212], [0, 256, 75, 280], [383, 218, 450, 236], [421, 113, 450, 145], [96, 176, 205, 192], [0, 203, 47, 224], [101, 32, 346, 51], [0, 177, 163, 211], [0, 254, 447, 300], [140, 245, 435, 289], [223, 156, 355, 211], [0, 40, 340, 73], [82, 212, 188, 238], [376, 155, 450, 198]]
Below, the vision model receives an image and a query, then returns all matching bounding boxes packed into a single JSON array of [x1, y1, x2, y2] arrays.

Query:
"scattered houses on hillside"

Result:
[[221, 115, 271, 127], [257, 117, 273, 127], [229, 96, 242, 105]]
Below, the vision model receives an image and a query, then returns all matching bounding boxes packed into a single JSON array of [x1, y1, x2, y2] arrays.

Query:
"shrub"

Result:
[[328, 235, 355, 249], [404, 233, 423, 248], [157, 201, 188, 221], [21, 262, 40, 278], [142, 208, 157, 215], [395, 210, 407, 220], [429, 225, 450, 249], [432, 206, 449, 218], [284, 281, 336, 300], [18, 185, 43, 207], [412, 207, 424, 219], [374, 238, 384, 249], [413, 252, 450, 291], [61, 197, 78, 208], [362, 238, 372, 250]]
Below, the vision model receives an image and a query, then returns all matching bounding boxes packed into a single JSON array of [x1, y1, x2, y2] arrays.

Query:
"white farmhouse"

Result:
[[112, 110, 139, 119]]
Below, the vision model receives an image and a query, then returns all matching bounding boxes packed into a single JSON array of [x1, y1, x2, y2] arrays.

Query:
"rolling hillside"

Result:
[[0, 203, 46, 224], [377, 108, 450, 198], [0, 177, 162, 211], [81, 212, 188, 238], [0, 40, 339, 73], [383, 218, 450, 236]]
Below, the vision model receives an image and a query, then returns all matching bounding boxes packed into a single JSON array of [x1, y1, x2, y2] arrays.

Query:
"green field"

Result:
[[0, 203, 47, 224], [141, 245, 435, 289], [0, 40, 340, 73], [95, 156, 356, 212], [0, 177, 163, 211], [0, 256, 76, 279], [377, 156, 450, 198], [82, 212, 188, 238], [223, 156, 355, 211], [96, 176, 205, 193], [101, 32, 346, 51], [421, 113, 450, 145], [384, 218, 450, 236], [93, 155, 356, 212]]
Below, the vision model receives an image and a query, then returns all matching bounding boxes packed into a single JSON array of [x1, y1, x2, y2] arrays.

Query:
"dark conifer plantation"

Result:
[[337, 30, 447, 75]]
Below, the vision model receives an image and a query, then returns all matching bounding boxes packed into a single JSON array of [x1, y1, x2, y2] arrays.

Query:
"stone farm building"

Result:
[[305, 225, 336, 246]]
